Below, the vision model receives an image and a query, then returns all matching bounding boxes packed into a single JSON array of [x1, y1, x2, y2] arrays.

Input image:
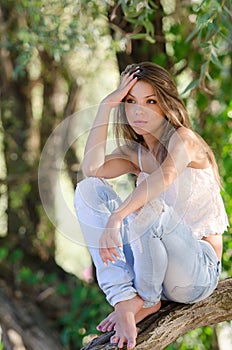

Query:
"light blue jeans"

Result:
[[74, 177, 221, 307]]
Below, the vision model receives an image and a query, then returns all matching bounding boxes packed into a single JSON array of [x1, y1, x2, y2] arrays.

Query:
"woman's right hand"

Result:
[[102, 70, 139, 108]]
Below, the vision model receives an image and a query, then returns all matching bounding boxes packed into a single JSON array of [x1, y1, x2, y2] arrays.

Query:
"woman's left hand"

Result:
[[99, 214, 123, 265]]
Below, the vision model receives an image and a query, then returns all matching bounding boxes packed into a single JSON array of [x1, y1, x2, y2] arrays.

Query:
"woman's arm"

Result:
[[99, 129, 196, 264], [82, 102, 112, 176], [82, 72, 139, 178], [111, 130, 194, 219]]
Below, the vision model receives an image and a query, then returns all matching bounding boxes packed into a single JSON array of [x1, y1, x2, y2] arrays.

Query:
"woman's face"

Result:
[[124, 80, 165, 137]]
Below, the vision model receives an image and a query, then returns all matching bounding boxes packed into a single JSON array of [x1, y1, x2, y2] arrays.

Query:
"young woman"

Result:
[[74, 62, 228, 349]]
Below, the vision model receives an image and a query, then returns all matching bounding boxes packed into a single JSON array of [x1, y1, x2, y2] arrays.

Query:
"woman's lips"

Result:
[[133, 121, 148, 129], [133, 120, 147, 125]]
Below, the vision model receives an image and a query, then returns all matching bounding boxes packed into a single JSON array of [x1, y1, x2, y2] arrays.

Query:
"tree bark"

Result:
[[81, 278, 232, 350]]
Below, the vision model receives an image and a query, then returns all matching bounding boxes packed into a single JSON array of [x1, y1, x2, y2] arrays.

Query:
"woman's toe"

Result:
[[110, 334, 119, 344]]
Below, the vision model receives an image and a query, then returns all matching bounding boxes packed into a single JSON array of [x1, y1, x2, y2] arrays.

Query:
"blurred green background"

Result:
[[0, 0, 231, 349]]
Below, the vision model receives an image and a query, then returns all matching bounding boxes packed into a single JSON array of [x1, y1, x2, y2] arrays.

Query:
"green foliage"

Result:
[[9, 248, 23, 264], [58, 280, 112, 349], [196, 96, 232, 278], [184, 0, 232, 92], [1, 0, 106, 78], [10, 183, 31, 209], [165, 326, 216, 350], [17, 266, 41, 284], [119, 0, 156, 42], [0, 247, 8, 262]]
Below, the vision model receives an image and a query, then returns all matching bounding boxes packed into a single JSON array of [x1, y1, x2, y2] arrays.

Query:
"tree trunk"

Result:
[[81, 278, 232, 350], [108, 0, 169, 73]]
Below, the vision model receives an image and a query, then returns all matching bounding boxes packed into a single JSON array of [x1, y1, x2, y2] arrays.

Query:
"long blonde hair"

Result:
[[114, 62, 221, 185]]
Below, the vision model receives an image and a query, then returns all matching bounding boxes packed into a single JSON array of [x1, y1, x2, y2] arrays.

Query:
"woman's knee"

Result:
[[74, 177, 100, 211], [75, 176, 106, 201], [76, 176, 102, 192], [75, 176, 121, 214]]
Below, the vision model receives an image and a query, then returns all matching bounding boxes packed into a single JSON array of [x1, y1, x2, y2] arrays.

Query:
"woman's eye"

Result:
[[147, 99, 157, 104], [126, 99, 135, 104]]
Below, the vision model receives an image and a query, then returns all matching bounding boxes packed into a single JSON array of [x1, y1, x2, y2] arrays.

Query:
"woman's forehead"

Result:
[[127, 80, 156, 96]]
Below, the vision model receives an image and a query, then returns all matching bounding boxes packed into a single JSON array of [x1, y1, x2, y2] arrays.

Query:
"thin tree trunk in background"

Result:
[[108, 0, 167, 73], [0, 56, 39, 240], [211, 325, 220, 350]]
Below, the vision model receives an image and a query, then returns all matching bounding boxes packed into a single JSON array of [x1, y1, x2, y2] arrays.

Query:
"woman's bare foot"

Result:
[[97, 300, 161, 333], [96, 311, 116, 332], [135, 300, 161, 324], [110, 295, 143, 349]]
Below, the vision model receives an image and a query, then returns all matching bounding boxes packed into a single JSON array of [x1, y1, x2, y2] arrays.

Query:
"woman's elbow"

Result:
[[82, 165, 95, 177], [163, 171, 177, 190], [82, 162, 102, 178]]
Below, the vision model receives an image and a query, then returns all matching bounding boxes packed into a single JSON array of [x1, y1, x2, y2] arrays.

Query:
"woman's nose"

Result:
[[135, 105, 144, 115]]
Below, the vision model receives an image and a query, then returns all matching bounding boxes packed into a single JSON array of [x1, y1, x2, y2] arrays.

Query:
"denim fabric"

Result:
[[74, 177, 220, 307]]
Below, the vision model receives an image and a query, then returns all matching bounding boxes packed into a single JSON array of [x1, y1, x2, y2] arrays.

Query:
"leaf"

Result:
[[129, 33, 147, 40], [206, 71, 213, 82], [199, 61, 208, 81], [210, 52, 223, 68], [145, 35, 155, 43], [205, 23, 214, 41], [182, 79, 200, 95], [144, 19, 155, 36], [186, 26, 200, 42], [199, 41, 210, 48], [197, 12, 211, 26], [195, 0, 208, 12]]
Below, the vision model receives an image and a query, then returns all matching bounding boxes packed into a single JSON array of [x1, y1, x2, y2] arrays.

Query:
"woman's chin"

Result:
[[133, 127, 149, 135]]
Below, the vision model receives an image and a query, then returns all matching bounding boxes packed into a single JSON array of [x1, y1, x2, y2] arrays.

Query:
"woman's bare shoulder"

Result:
[[175, 126, 197, 140], [170, 127, 203, 149], [174, 127, 210, 168], [168, 127, 195, 149]]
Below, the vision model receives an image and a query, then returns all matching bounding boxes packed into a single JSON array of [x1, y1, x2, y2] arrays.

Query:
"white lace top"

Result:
[[136, 145, 229, 240]]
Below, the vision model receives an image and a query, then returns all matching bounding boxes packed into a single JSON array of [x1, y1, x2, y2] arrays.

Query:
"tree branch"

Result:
[[81, 278, 232, 350]]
